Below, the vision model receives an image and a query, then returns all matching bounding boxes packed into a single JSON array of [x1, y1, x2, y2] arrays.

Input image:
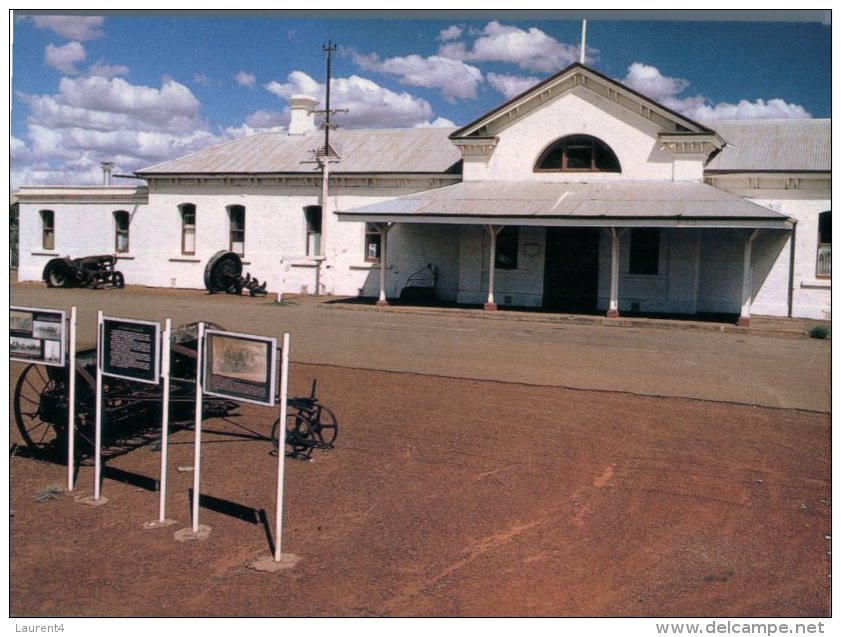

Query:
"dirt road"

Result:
[[8, 280, 831, 617]]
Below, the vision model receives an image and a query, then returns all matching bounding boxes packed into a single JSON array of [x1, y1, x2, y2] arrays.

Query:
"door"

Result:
[[543, 227, 600, 312]]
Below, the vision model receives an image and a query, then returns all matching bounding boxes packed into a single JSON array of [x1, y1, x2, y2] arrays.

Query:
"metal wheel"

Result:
[[203, 250, 242, 293], [14, 364, 68, 457], [310, 403, 339, 448], [44, 260, 71, 288], [271, 411, 316, 459], [112, 271, 125, 288]]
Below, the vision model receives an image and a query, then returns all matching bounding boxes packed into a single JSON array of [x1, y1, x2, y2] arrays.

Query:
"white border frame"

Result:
[[202, 328, 278, 407], [100, 315, 162, 385], [10, 305, 67, 368]]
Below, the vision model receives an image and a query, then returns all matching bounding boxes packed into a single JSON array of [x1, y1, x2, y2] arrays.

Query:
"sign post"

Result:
[[67, 307, 77, 491], [94, 314, 162, 502], [275, 332, 291, 562], [157, 318, 173, 525], [191, 322, 205, 533]]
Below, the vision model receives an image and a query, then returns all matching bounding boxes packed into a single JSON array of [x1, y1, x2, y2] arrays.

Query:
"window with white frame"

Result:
[[228, 205, 245, 255], [817, 211, 831, 278], [114, 210, 130, 253], [40, 210, 55, 250], [179, 203, 196, 255], [304, 205, 322, 256], [365, 223, 382, 262]]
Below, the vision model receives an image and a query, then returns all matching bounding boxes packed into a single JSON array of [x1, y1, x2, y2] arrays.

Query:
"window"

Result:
[[40, 210, 55, 250], [629, 228, 660, 275], [304, 205, 322, 256], [179, 204, 196, 255], [114, 210, 130, 253], [228, 205, 245, 255], [365, 223, 382, 262], [535, 135, 621, 173], [495, 226, 519, 270], [817, 211, 831, 278]]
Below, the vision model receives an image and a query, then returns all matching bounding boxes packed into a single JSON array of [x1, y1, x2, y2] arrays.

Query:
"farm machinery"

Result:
[[12, 322, 338, 462]]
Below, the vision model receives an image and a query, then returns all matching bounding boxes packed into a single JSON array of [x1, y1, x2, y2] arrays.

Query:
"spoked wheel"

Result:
[[271, 411, 316, 459], [14, 364, 68, 458], [310, 404, 339, 448]]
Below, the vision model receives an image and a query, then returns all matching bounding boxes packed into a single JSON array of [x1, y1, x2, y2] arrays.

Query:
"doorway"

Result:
[[543, 227, 600, 312]]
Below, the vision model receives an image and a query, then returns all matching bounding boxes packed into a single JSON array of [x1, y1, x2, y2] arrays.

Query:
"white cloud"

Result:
[[413, 116, 457, 128], [442, 21, 584, 74], [30, 15, 105, 40], [235, 71, 256, 87], [87, 62, 129, 78], [621, 62, 811, 121], [45, 41, 86, 74], [352, 51, 483, 102], [622, 62, 690, 100], [13, 74, 219, 188], [680, 98, 812, 121], [486, 72, 541, 100], [265, 71, 435, 128], [244, 109, 287, 129], [438, 25, 462, 42]]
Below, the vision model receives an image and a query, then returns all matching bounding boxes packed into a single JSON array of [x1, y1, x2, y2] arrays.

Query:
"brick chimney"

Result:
[[288, 95, 319, 135]]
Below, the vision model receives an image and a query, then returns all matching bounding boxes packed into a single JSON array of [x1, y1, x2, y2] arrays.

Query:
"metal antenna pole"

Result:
[[323, 40, 336, 157]]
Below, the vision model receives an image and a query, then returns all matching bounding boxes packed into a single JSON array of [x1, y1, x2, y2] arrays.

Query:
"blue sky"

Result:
[[9, 9, 831, 191]]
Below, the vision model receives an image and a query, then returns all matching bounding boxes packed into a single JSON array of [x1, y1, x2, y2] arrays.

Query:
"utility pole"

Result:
[[309, 41, 347, 292]]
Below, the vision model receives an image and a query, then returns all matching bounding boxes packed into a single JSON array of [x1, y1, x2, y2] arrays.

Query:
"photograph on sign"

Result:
[[10, 306, 67, 367], [203, 330, 277, 406], [101, 317, 161, 385]]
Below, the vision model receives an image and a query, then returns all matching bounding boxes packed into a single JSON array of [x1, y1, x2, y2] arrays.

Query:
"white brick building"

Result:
[[15, 63, 830, 322]]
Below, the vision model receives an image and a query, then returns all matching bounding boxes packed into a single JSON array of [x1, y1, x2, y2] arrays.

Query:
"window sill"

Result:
[[169, 256, 201, 263], [482, 267, 528, 274], [114, 254, 135, 260], [801, 279, 831, 289], [350, 263, 385, 270], [31, 251, 60, 257]]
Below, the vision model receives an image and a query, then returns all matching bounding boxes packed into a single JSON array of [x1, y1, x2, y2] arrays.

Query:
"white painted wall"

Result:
[[462, 88, 693, 183]]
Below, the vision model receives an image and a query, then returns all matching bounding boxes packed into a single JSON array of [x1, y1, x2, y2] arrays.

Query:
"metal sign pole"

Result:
[[158, 318, 172, 523], [66, 306, 77, 492], [191, 322, 205, 533], [274, 332, 291, 562], [94, 310, 104, 501]]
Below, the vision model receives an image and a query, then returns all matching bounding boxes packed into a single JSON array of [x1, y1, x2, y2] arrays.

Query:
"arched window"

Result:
[[817, 211, 831, 278], [535, 135, 621, 173]]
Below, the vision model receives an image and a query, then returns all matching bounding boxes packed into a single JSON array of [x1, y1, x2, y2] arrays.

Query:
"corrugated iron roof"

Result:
[[337, 180, 790, 221], [705, 119, 830, 172], [136, 127, 462, 175]]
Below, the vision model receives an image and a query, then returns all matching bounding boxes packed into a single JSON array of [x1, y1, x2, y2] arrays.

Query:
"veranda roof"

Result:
[[336, 180, 793, 229]]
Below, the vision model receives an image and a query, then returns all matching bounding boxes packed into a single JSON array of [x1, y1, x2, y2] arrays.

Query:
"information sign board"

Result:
[[10, 306, 67, 367], [101, 317, 161, 384], [203, 329, 277, 406]]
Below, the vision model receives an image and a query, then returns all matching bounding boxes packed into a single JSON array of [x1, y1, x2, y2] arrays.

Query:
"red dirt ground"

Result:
[[9, 362, 831, 617]]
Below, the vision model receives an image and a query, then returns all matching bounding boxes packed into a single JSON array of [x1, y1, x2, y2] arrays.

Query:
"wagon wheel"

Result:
[[14, 363, 97, 460], [203, 250, 242, 293], [14, 364, 70, 458], [44, 260, 72, 288], [112, 271, 125, 288], [270, 411, 316, 459], [310, 404, 339, 448]]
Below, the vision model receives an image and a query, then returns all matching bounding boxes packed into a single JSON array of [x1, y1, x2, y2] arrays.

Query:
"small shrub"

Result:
[[809, 326, 830, 339], [34, 484, 61, 502]]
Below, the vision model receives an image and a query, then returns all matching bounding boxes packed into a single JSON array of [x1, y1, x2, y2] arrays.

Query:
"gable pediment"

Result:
[[450, 63, 723, 158]]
